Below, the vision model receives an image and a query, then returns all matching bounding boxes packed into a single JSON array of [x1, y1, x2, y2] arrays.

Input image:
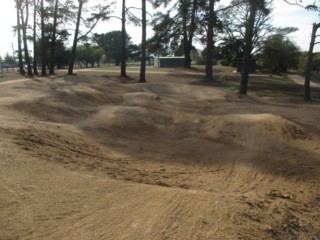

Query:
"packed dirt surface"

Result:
[[0, 68, 320, 239]]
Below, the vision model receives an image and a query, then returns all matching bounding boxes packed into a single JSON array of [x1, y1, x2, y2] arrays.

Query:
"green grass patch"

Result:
[[228, 85, 238, 91]]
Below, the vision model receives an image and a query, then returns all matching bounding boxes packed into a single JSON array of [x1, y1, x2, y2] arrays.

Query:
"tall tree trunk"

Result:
[[68, 0, 83, 75], [186, 0, 198, 68], [20, 0, 33, 76], [304, 23, 320, 101], [182, 0, 190, 68], [239, 0, 257, 95], [16, 0, 25, 74], [181, 0, 197, 68], [33, 0, 38, 75], [40, 0, 46, 76], [139, 0, 147, 82], [121, 0, 127, 77], [205, 0, 215, 82], [183, 40, 192, 68], [49, 0, 59, 75]]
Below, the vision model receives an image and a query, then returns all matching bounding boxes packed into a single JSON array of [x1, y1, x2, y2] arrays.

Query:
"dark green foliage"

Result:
[[147, 12, 178, 56], [4, 54, 16, 66], [260, 34, 300, 73], [299, 52, 320, 72], [93, 31, 140, 65], [219, 0, 274, 56], [76, 44, 103, 67], [148, 0, 207, 68], [218, 38, 243, 66], [200, 46, 222, 65]]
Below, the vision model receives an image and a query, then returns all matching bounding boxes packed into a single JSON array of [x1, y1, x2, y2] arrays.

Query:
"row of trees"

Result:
[[11, 0, 197, 79], [15, 0, 112, 76], [12, 0, 320, 99], [14, 0, 149, 80], [147, 0, 320, 99]]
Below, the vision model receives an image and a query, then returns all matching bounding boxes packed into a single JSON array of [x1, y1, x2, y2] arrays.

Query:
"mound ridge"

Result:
[[7, 79, 317, 191], [0, 73, 319, 239], [262, 114, 307, 140], [203, 113, 308, 147]]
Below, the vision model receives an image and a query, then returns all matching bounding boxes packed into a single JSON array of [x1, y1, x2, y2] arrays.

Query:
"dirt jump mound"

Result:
[[0, 73, 319, 240]]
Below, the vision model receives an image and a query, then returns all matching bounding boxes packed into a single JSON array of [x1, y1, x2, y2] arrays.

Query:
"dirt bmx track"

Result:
[[0, 67, 319, 239]]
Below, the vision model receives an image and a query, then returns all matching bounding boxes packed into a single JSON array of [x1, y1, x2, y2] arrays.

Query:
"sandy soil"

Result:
[[0, 68, 320, 239]]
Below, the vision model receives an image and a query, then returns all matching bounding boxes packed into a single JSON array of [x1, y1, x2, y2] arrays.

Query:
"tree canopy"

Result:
[[93, 31, 140, 66], [260, 34, 300, 73]]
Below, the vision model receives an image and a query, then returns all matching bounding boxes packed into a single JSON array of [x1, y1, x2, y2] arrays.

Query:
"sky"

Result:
[[0, 0, 319, 59]]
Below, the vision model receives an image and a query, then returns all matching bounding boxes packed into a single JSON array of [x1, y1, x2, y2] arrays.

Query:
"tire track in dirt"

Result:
[[1, 72, 320, 239]]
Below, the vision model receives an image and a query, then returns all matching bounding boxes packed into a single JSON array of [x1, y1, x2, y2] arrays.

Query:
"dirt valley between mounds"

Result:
[[0, 68, 320, 239]]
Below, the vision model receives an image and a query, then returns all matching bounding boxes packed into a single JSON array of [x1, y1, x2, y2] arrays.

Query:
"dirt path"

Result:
[[289, 74, 320, 88], [59, 67, 206, 76], [0, 71, 319, 239]]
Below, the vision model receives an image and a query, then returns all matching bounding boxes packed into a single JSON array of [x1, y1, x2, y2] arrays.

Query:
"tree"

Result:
[[18, 0, 33, 76], [53, 40, 71, 68], [178, 0, 204, 68], [33, 0, 73, 75], [260, 34, 300, 73], [239, 0, 270, 95], [15, 0, 25, 74], [127, 43, 141, 62], [217, 0, 274, 67], [68, 0, 85, 75], [40, 0, 47, 76], [283, 0, 320, 100], [302, 4, 320, 101], [33, 0, 39, 75], [218, 38, 243, 66], [49, 0, 59, 74], [147, 12, 177, 56], [205, 0, 216, 82], [149, 0, 206, 68], [4, 54, 16, 66], [68, 0, 112, 75], [93, 31, 138, 66], [140, 0, 147, 82], [121, 0, 127, 77], [76, 44, 103, 67], [219, 0, 274, 56], [304, 23, 320, 101]]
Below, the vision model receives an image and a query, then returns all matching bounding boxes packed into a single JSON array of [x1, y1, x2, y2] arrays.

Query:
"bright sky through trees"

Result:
[[0, 0, 319, 58]]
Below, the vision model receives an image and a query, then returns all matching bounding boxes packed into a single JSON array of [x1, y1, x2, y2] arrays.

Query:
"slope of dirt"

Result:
[[0, 71, 320, 239]]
